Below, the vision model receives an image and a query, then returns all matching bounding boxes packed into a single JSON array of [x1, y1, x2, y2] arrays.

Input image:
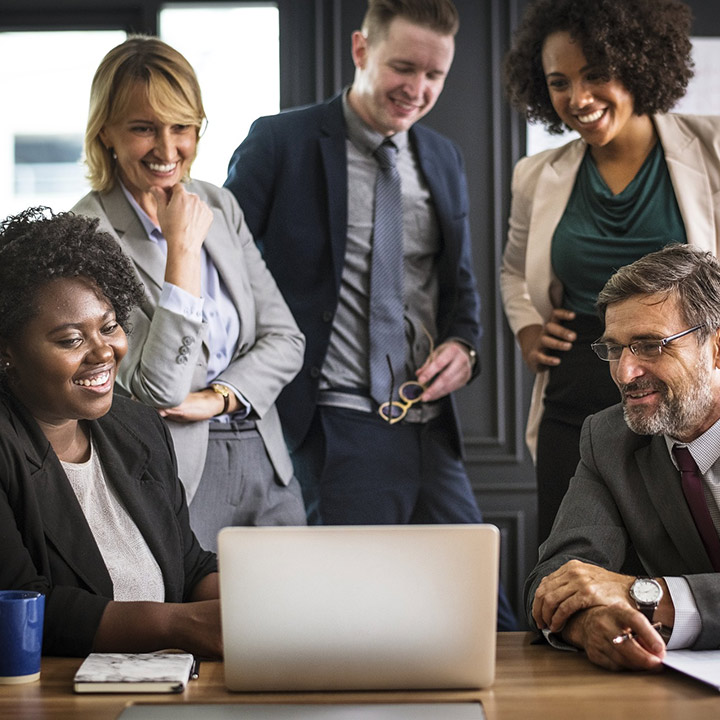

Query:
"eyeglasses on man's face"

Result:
[[591, 324, 705, 362]]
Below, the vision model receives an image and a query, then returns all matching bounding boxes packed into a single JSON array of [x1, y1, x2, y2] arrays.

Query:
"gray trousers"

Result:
[[188, 420, 306, 552]]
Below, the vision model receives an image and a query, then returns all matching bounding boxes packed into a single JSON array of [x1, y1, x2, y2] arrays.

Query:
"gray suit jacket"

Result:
[[73, 180, 305, 502], [524, 404, 720, 649]]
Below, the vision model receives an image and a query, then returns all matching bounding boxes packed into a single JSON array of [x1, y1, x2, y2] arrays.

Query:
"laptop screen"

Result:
[[218, 525, 499, 692]]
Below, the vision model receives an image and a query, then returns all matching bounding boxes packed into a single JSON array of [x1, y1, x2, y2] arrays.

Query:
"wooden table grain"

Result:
[[1, 633, 718, 719]]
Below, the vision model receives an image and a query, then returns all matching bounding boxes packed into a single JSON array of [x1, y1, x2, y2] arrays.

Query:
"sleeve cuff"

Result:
[[160, 282, 204, 321], [664, 576, 702, 649]]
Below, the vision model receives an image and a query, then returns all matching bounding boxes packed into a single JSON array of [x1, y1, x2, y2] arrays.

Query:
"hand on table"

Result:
[[564, 605, 666, 671], [532, 559, 635, 634]]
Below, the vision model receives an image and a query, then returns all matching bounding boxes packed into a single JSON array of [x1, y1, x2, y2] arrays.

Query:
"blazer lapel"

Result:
[[636, 436, 715, 572], [99, 185, 169, 295], [90, 414, 180, 599], [9, 400, 113, 597], [655, 114, 715, 252], [526, 140, 585, 317], [200, 192, 252, 319], [412, 129, 457, 267], [318, 95, 349, 292]]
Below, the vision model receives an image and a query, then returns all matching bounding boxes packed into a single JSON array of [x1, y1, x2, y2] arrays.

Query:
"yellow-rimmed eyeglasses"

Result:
[[378, 325, 434, 424]]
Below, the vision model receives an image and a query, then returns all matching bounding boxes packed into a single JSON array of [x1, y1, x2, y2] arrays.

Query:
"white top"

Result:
[[61, 439, 165, 602]]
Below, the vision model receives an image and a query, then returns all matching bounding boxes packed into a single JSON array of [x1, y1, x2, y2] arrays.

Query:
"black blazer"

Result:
[[0, 389, 217, 656], [225, 93, 482, 453]]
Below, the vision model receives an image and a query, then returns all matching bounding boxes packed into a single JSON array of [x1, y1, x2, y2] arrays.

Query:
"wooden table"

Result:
[[2, 633, 719, 719]]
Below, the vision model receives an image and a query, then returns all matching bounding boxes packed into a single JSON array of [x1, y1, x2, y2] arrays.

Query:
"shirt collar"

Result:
[[119, 180, 162, 241], [665, 415, 720, 474], [342, 86, 408, 156]]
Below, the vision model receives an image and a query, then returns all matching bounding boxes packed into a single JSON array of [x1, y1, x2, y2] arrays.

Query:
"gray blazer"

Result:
[[73, 180, 305, 502], [524, 403, 720, 649]]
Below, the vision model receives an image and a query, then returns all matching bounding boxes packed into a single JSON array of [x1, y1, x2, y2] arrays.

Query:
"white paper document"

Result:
[[663, 650, 720, 690]]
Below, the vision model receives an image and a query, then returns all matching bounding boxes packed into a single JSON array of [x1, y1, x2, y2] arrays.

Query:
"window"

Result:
[[0, 31, 126, 217], [0, 3, 279, 217], [159, 3, 279, 186]]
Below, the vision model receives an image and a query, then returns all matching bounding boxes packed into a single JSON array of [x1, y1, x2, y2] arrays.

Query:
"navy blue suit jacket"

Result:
[[225, 93, 481, 453]]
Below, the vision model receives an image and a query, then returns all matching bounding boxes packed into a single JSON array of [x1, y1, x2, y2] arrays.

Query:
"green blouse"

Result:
[[552, 141, 686, 316]]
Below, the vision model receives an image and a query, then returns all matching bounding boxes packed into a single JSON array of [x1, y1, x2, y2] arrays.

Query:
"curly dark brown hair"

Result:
[[504, 0, 694, 134], [0, 207, 145, 342]]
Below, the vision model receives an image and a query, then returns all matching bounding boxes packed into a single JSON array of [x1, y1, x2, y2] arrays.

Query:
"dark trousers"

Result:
[[536, 314, 621, 546], [292, 405, 518, 630]]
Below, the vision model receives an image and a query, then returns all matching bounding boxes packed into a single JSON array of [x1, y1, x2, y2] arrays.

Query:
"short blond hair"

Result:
[[362, 0, 459, 44], [85, 35, 206, 192]]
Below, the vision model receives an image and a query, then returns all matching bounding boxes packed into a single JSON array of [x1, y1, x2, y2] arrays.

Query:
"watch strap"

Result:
[[211, 384, 230, 416]]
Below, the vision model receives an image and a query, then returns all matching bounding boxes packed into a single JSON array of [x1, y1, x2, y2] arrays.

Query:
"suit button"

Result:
[[182, 336, 195, 346], [179, 345, 190, 355], [176, 355, 189, 365], [322, 311, 333, 323], [310, 366, 320, 378]]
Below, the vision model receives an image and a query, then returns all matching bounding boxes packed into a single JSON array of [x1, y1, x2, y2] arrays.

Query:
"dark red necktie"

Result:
[[672, 445, 720, 572]]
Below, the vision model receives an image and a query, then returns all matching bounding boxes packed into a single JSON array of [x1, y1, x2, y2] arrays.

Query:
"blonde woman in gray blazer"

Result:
[[74, 37, 306, 550], [501, 0, 720, 544]]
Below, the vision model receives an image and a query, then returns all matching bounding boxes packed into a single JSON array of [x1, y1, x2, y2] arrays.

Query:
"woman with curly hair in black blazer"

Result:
[[501, 0, 720, 544], [0, 207, 221, 657]]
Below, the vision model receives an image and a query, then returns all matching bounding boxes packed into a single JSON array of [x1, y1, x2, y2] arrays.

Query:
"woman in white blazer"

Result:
[[501, 0, 720, 544], [73, 37, 307, 551]]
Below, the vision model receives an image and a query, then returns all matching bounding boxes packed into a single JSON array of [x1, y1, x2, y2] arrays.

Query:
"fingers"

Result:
[[580, 607, 666, 671], [416, 342, 472, 401], [541, 309, 576, 353], [532, 561, 634, 633], [155, 183, 214, 248], [518, 309, 576, 372]]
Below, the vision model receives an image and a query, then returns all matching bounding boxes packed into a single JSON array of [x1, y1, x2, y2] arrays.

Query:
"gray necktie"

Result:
[[369, 139, 405, 406]]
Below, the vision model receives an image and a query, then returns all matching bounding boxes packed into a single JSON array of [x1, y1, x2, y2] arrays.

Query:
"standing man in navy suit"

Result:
[[225, 0, 515, 629]]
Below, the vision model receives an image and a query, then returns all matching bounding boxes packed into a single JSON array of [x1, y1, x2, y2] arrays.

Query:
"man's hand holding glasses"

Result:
[[378, 325, 477, 424], [415, 340, 476, 402]]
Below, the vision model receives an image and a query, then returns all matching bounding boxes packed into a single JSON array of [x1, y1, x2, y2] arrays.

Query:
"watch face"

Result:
[[632, 578, 662, 603]]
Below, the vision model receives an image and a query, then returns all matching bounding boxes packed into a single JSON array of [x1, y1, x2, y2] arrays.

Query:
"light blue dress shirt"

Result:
[[119, 183, 251, 418]]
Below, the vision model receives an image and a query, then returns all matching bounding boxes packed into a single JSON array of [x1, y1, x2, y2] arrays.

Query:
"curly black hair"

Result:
[[0, 207, 145, 342], [504, 0, 694, 134]]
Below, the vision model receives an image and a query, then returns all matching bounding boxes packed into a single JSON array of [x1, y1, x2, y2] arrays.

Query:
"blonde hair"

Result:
[[85, 35, 206, 192], [362, 0, 459, 44]]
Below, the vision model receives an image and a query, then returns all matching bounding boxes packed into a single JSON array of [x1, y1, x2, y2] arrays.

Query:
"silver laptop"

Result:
[[217, 525, 499, 692]]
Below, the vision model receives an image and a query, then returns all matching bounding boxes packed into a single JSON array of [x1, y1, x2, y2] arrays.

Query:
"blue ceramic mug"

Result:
[[0, 591, 44, 684]]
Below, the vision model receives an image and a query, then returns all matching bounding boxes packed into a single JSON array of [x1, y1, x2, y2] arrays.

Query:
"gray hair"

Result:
[[596, 244, 720, 340]]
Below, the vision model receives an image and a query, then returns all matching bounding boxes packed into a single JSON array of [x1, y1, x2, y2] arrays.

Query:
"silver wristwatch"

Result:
[[629, 577, 663, 621]]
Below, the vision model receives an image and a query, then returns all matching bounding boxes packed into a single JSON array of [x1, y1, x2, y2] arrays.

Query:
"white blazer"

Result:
[[73, 180, 305, 502], [500, 113, 720, 459]]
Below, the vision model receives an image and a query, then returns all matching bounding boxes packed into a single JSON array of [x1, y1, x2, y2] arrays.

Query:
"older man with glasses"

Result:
[[525, 243, 720, 672]]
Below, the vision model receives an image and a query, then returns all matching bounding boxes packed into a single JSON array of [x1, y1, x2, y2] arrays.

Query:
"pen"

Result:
[[611, 622, 663, 645], [190, 657, 200, 680]]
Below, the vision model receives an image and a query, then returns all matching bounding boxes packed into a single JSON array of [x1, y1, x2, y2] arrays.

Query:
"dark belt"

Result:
[[316, 389, 443, 424], [209, 418, 257, 432]]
